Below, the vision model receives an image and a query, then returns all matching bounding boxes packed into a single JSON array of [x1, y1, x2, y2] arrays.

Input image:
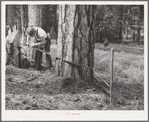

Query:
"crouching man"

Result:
[[26, 26, 52, 70]]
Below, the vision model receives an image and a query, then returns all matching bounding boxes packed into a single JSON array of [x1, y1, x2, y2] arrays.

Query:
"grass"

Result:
[[5, 40, 144, 110], [94, 47, 144, 109], [95, 42, 144, 55]]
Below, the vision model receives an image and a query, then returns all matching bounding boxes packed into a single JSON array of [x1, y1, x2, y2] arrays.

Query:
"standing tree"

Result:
[[6, 5, 21, 67], [56, 5, 96, 86], [130, 6, 142, 45], [42, 5, 58, 34], [6, 5, 15, 64], [119, 6, 123, 42], [19, 5, 30, 68], [6, 5, 15, 33], [20, 5, 28, 45], [27, 5, 43, 61]]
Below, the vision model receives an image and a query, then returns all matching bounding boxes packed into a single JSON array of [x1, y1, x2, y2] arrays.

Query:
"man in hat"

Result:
[[26, 26, 52, 70]]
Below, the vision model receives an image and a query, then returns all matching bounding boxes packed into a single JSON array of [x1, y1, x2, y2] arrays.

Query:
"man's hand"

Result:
[[30, 43, 36, 47]]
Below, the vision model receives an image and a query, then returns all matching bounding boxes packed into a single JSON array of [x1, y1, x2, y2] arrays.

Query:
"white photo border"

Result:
[[1, 1, 148, 121]]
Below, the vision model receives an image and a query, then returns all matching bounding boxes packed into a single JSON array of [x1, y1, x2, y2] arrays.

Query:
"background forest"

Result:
[[5, 5, 144, 110], [6, 5, 144, 44]]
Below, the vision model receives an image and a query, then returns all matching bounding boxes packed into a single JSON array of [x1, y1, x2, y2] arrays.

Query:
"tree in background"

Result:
[[42, 5, 58, 39], [6, 5, 21, 67], [6, 5, 15, 33], [95, 5, 123, 43], [95, 5, 144, 44], [129, 6, 143, 45]]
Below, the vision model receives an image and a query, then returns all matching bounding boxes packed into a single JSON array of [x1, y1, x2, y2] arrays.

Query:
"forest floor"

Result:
[[5, 40, 144, 110]]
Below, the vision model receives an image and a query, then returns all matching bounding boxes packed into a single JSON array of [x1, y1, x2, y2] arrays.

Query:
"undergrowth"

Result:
[[94, 49, 144, 110], [5, 43, 144, 110]]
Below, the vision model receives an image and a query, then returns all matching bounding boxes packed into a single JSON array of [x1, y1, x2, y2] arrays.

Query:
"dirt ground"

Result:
[[5, 41, 144, 110], [6, 65, 108, 110], [5, 65, 143, 110]]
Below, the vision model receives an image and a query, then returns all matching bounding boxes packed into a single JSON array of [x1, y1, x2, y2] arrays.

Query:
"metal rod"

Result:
[[32, 47, 50, 55], [92, 68, 110, 87], [56, 57, 82, 67], [98, 55, 110, 64], [18, 44, 51, 56], [110, 48, 114, 106]]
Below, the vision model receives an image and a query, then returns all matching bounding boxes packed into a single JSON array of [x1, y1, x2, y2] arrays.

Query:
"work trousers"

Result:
[[34, 47, 43, 70], [45, 39, 52, 69], [34, 40, 52, 70]]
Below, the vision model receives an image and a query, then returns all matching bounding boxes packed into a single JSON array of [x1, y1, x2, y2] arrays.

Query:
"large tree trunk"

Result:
[[20, 5, 25, 45], [6, 26, 21, 67], [56, 5, 96, 86], [6, 5, 15, 33], [27, 5, 43, 61], [28, 5, 42, 27], [20, 5, 30, 68], [6, 5, 15, 64], [6, 5, 21, 67]]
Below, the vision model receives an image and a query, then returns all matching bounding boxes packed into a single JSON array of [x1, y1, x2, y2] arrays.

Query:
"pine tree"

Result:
[[56, 5, 96, 85]]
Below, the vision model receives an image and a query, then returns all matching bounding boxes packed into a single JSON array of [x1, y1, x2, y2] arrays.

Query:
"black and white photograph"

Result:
[[1, 1, 148, 121]]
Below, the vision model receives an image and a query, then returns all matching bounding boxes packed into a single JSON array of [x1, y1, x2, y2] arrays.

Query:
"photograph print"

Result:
[[2, 1, 148, 121]]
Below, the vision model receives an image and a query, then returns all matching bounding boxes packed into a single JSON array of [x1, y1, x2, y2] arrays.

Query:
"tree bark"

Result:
[[28, 5, 43, 61], [6, 5, 15, 32], [119, 7, 123, 42], [6, 25, 21, 67], [19, 5, 30, 68], [6, 5, 21, 67], [56, 5, 96, 86], [28, 5, 42, 27], [20, 5, 25, 45]]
